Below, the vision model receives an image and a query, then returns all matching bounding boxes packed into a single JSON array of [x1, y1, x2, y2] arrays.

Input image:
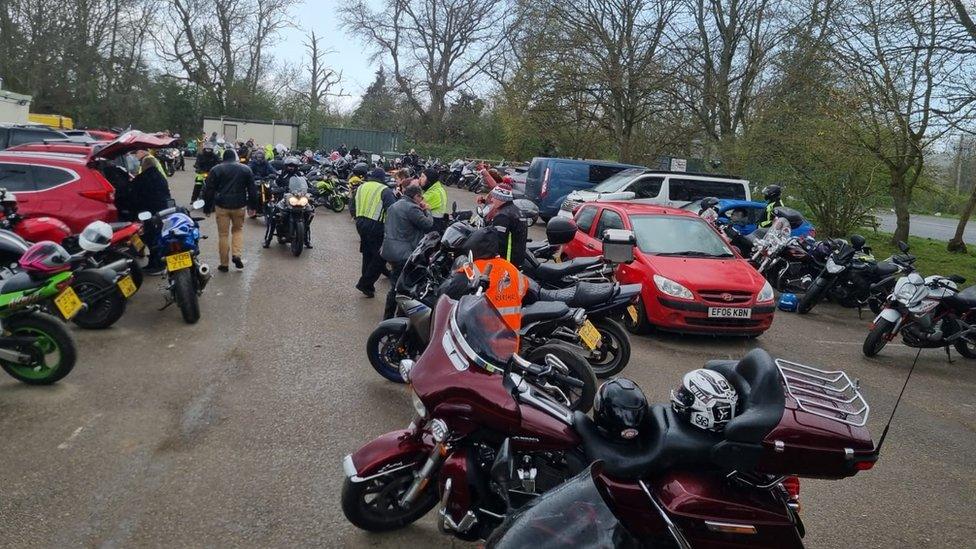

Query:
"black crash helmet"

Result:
[[761, 185, 782, 202], [352, 162, 369, 177], [594, 378, 648, 441], [849, 234, 866, 250]]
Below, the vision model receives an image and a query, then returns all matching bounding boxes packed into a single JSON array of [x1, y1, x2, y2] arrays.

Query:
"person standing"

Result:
[[484, 183, 528, 268], [202, 149, 258, 272], [130, 149, 173, 275], [353, 175, 396, 297], [419, 168, 448, 232], [381, 184, 434, 318]]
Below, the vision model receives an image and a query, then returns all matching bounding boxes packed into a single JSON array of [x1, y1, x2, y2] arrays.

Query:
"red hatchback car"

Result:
[[563, 201, 776, 336], [0, 131, 175, 233]]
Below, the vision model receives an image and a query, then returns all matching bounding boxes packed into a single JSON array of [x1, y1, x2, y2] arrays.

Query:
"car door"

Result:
[[563, 204, 599, 259]]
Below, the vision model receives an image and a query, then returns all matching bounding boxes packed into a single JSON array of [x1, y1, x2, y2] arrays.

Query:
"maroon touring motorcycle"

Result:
[[341, 287, 879, 546]]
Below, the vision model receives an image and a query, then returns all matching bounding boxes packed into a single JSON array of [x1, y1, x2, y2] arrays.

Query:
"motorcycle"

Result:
[[159, 148, 182, 176], [138, 200, 211, 324], [798, 238, 907, 315], [863, 242, 976, 358], [311, 176, 349, 213], [255, 176, 276, 218], [0, 246, 82, 384], [263, 176, 314, 257]]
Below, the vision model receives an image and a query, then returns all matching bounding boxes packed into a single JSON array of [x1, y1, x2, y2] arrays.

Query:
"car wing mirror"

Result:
[[137, 211, 152, 222]]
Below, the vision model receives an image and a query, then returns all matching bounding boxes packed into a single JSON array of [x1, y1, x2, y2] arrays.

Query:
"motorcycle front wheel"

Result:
[[526, 342, 596, 412], [71, 270, 127, 330], [0, 312, 77, 384], [366, 324, 421, 383], [172, 268, 200, 324], [328, 195, 346, 213], [291, 220, 305, 257], [798, 277, 829, 314], [863, 318, 895, 357], [341, 468, 438, 532]]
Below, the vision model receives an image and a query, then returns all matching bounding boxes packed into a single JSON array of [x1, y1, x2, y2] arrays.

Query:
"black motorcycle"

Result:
[[263, 176, 314, 257], [798, 239, 910, 315]]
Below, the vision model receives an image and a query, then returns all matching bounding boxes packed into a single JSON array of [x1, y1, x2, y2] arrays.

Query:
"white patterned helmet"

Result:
[[670, 369, 738, 432]]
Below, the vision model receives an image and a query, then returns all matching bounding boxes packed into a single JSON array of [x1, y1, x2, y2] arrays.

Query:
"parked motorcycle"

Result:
[[0, 242, 81, 384], [138, 201, 211, 324], [798, 237, 907, 315], [311, 177, 349, 213], [863, 242, 976, 358], [263, 176, 314, 256]]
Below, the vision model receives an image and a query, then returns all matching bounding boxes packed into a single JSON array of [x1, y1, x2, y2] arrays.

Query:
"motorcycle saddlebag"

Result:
[[601, 229, 636, 264]]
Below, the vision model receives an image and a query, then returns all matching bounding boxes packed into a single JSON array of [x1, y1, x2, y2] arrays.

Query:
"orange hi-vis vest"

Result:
[[462, 257, 528, 332]]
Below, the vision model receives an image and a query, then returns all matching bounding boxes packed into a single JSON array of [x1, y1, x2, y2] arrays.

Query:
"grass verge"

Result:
[[863, 232, 976, 285]]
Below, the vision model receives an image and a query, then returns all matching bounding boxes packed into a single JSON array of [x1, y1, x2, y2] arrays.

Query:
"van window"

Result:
[[629, 176, 664, 199], [669, 178, 747, 202], [0, 163, 36, 192], [553, 161, 589, 183], [588, 165, 629, 184], [595, 209, 625, 237], [32, 165, 75, 189], [576, 206, 598, 234], [527, 158, 544, 180]]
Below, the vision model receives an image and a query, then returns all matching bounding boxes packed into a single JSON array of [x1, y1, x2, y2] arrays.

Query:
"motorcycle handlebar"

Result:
[[549, 370, 585, 389]]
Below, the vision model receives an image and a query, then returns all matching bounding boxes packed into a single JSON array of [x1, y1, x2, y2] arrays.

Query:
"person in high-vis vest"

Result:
[[347, 162, 369, 218], [420, 168, 449, 232], [353, 176, 396, 298], [264, 143, 275, 162], [758, 184, 783, 228]]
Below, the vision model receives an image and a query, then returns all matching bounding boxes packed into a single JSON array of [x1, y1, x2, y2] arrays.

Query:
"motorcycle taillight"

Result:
[[782, 475, 800, 499]]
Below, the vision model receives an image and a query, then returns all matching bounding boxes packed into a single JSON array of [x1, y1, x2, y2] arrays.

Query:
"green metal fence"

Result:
[[319, 127, 402, 154]]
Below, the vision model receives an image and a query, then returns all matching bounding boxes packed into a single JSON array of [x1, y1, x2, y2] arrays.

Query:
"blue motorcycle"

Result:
[[138, 200, 211, 323]]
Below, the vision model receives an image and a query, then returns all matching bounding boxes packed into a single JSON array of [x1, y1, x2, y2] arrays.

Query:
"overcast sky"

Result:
[[269, 0, 377, 112]]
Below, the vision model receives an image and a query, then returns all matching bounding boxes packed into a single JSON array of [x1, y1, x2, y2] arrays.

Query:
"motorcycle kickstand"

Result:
[[945, 345, 953, 363]]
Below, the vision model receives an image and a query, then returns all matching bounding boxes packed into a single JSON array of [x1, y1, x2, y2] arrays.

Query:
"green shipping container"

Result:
[[319, 127, 402, 155]]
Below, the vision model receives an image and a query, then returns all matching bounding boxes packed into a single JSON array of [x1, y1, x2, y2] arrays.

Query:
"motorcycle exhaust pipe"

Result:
[[103, 258, 130, 272], [197, 262, 211, 279]]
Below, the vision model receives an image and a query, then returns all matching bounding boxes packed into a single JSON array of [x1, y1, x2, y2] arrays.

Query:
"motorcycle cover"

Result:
[[485, 465, 640, 549]]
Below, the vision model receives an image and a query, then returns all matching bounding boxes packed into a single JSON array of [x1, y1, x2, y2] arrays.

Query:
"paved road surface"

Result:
[[1, 172, 973, 547], [876, 212, 975, 244]]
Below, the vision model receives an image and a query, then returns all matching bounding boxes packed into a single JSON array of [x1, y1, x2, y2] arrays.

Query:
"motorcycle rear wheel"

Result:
[[328, 196, 346, 213], [341, 469, 438, 532], [172, 269, 200, 324], [0, 312, 77, 384], [526, 342, 596, 413], [863, 318, 894, 357], [588, 317, 630, 378], [954, 336, 976, 359], [71, 270, 127, 330]]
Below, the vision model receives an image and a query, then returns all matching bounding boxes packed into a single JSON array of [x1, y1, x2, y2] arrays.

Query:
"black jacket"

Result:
[[131, 166, 172, 215], [488, 202, 527, 268], [202, 160, 257, 212]]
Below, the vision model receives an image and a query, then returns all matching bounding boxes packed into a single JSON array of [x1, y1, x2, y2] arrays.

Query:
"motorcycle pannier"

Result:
[[602, 229, 636, 264]]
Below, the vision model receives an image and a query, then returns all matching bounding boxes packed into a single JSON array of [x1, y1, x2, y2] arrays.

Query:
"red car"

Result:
[[0, 131, 175, 233], [563, 201, 776, 336]]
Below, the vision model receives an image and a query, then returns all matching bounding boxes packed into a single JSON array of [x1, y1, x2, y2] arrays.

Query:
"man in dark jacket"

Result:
[[380, 184, 433, 318], [202, 149, 258, 272], [192, 143, 220, 202], [484, 183, 527, 268], [247, 149, 277, 179], [131, 149, 173, 275]]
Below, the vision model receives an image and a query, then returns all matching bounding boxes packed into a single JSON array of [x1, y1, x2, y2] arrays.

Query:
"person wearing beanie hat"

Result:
[[485, 181, 527, 268], [419, 168, 449, 232], [367, 167, 388, 183]]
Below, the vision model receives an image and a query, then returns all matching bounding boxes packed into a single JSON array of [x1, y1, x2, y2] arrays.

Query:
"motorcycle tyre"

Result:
[[798, 278, 827, 314], [588, 317, 630, 378], [71, 270, 126, 330], [863, 318, 894, 357], [526, 342, 596, 413], [0, 312, 77, 385], [341, 470, 438, 532], [173, 269, 200, 324]]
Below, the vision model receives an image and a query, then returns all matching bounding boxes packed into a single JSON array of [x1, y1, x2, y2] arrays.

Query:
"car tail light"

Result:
[[540, 167, 551, 198], [80, 172, 116, 203]]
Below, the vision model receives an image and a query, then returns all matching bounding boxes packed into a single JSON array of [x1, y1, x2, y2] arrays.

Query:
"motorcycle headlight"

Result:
[[411, 390, 427, 419], [826, 258, 845, 274], [653, 274, 694, 300], [757, 281, 774, 303], [288, 196, 309, 207]]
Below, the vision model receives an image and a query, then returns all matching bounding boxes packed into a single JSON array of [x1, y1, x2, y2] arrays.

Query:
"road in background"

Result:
[[0, 172, 973, 547], [876, 212, 975, 243]]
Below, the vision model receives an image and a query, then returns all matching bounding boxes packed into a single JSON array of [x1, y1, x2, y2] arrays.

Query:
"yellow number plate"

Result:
[[117, 275, 137, 298], [627, 305, 639, 323], [130, 234, 145, 252], [578, 319, 602, 350], [165, 251, 193, 272], [54, 286, 84, 320]]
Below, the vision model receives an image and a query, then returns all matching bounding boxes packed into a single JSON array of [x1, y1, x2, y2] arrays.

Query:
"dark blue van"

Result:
[[524, 157, 642, 220]]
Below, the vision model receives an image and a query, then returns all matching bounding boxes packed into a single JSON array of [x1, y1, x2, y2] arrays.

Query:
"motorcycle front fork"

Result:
[[399, 440, 447, 507]]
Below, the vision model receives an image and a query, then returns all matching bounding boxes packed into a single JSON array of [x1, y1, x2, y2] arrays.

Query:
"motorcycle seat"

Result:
[[533, 257, 601, 283], [521, 301, 571, 324], [538, 282, 616, 308], [944, 285, 976, 311], [0, 271, 48, 294], [873, 262, 900, 277], [704, 349, 786, 444]]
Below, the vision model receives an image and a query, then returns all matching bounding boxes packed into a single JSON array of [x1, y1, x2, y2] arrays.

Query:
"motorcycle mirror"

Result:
[[897, 241, 910, 253], [191, 199, 206, 210], [137, 211, 152, 222], [949, 274, 966, 284]]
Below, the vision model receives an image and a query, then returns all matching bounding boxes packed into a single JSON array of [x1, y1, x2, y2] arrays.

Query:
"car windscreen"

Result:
[[591, 169, 644, 193], [631, 215, 734, 257]]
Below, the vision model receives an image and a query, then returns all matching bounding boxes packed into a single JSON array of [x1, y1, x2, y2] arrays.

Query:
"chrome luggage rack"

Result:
[[774, 359, 870, 427]]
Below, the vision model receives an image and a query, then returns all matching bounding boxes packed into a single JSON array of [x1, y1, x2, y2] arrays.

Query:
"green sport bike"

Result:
[[0, 268, 81, 385]]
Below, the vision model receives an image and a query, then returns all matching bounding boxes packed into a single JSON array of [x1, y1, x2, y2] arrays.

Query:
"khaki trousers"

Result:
[[215, 206, 245, 266]]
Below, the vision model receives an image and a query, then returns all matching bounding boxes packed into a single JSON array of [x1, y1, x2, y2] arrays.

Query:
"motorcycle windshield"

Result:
[[454, 294, 517, 367], [288, 176, 309, 194], [485, 466, 639, 549]]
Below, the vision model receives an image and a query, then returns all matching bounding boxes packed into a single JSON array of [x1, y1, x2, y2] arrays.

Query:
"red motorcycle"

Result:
[[342, 289, 878, 544]]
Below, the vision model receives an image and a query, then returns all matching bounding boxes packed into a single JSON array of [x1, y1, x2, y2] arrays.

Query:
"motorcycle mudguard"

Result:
[[877, 308, 902, 324], [344, 429, 433, 484], [377, 316, 410, 338]]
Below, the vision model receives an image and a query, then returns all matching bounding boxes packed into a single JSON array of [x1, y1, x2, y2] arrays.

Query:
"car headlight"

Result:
[[411, 390, 427, 419], [757, 281, 774, 302], [653, 274, 694, 300], [825, 258, 844, 274]]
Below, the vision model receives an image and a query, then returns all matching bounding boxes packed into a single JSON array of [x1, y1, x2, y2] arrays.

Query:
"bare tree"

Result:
[[833, 0, 958, 244], [154, 0, 296, 113], [290, 30, 343, 139], [946, 1, 976, 252], [549, 0, 680, 162], [340, 0, 511, 141]]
